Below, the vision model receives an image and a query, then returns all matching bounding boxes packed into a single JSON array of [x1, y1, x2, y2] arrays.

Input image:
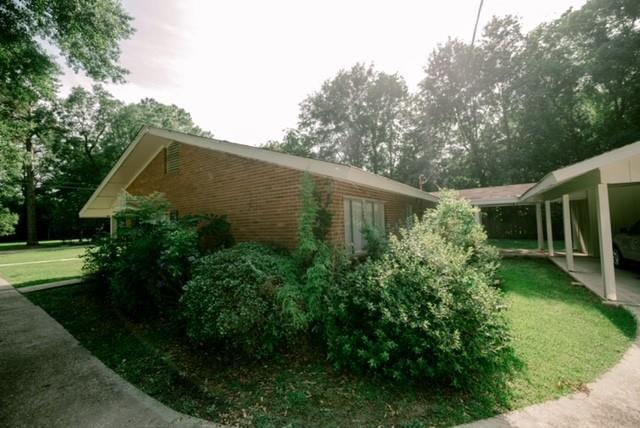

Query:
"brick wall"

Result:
[[127, 143, 434, 250]]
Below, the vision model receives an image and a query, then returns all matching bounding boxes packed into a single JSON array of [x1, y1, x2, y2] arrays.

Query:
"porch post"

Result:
[[109, 216, 117, 237], [595, 183, 617, 300], [474, 206, 482, 224], [536, 203, 544, 250], [562, 194, 574, 271], [545, 200, 554, 256]]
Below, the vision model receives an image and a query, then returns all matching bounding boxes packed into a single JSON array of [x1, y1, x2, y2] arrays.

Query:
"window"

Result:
[[406, 204, 414, 227], [344, 197, 385, 255], [165, 142, 180, 173]]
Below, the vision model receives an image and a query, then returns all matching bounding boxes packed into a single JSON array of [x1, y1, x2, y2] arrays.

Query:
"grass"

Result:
[[489, 238, 565, 251], [0, 245, 89, 287], [26, 258, 636, 427], [0, 239, 86, 252]]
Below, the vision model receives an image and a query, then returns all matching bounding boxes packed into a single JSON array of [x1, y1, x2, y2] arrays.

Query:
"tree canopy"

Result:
[[270, 0, 640, 191]]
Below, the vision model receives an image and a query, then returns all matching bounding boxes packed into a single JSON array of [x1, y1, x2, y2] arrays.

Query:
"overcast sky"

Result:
[[59, 0, 587, 146]]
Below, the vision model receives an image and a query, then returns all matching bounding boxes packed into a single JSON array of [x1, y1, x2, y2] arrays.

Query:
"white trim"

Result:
[[79, 126, 149, 217], [521, 140, 640, 201], [545, 200, 554, 256], [562, 194, 574, 271], [80, 127, 437, 218], [596, 184, 617, 300], [536, 203, 544, 250]]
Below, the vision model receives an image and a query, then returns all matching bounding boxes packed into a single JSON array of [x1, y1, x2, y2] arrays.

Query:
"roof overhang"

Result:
[[79, 127, 438, 218]]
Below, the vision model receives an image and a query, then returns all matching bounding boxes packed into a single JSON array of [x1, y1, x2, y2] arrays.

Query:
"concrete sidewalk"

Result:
[[0, 279, 219, 428], [460, 306, 640, 428]]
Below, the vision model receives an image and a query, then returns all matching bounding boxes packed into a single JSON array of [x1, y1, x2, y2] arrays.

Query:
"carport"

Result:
[[519, 142, 640, 303], [452, 141, 640, 304]]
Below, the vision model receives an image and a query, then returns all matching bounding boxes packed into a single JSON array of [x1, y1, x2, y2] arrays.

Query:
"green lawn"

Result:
[[489, 238, 566, 251], [0, 239, 86, 252], [26, 258, 636, 427], [0, 245, 89, 287]]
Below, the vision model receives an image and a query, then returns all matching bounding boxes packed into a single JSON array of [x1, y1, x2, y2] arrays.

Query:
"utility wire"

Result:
[[471, 0, 485, 47]]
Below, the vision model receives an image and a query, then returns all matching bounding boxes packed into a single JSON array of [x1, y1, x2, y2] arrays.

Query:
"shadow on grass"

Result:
[[500, 257, 637, 341], [26, 282, 520, 427]]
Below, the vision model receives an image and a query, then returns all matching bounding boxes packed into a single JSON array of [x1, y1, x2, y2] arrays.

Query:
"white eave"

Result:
[[79, 127, 438, 218], [520, 140, 640, 201]]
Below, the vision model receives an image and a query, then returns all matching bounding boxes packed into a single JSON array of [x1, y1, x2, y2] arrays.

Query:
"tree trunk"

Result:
[[24, 136, 38, 246]]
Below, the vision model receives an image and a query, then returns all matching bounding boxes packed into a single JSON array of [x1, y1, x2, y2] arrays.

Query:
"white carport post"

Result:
[[545, 200, 554, 256], [595, 183, 617, 301], [474, 206, 482, 224], [109, 216, 117, 236], [536, 203, 544, 250], [562, 194, 574, 271]]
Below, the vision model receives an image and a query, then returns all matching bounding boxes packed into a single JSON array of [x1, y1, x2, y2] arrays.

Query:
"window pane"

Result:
[[364, 201, 374, 227], [374, 202, 384, 232], [352, 200, 364, 253]]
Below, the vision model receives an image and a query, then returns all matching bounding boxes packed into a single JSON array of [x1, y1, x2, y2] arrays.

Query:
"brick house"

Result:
[[80, 127, 438, 254]]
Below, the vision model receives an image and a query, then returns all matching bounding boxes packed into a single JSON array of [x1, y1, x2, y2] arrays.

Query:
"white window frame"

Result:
[[344, 196, 385, 255]]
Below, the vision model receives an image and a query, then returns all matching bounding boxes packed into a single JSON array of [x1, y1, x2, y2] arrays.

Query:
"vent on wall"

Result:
[[165, 142, 180, 173]]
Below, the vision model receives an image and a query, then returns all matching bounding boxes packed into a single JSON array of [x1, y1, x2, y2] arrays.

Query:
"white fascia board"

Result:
[[521, 140, 640, 202], [79, 126, 150, 218]]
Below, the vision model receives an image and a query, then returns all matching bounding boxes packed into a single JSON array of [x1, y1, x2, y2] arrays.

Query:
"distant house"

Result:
[[79, 127, 438, 254]]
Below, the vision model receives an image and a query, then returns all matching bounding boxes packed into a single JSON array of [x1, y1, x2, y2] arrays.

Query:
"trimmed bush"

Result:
[[180, 243, 301, 357], [325, 191, 511, 386]]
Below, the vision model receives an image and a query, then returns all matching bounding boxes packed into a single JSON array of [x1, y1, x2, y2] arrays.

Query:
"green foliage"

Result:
[[362, 225, 388, 260], [286, 173, 340, 329], [0, 208, 18, 237], [427, 190, 501, 284], [180, 214, 234, 253], [83, 193, 199, 315], [325, 192, 510, 386], [295, 63, 410, 178], [180, 243, 301, 357], [1, 0, 132, 243]]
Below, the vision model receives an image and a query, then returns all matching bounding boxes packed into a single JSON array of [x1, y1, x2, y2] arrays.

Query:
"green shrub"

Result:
[[325, 192, 510, 386], [362, 225, 388, 260], [180, 243, 301, 357], [427, 189, 501, 285], [180, 213, 234, 253], [82, 192, 199, 316]]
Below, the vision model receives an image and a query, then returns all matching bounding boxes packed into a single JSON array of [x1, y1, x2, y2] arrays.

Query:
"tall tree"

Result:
[[409, 16, 525, 189], [44, 87, 211, 239], [0, 0, 133, 244], [297, 63, 410, 178]]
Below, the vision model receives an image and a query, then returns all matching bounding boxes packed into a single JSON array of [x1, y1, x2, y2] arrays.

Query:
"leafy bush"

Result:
[[284, 173, 343, 330], [325, 192, 510, 386], [83, 192, 199, 315], [362, 225, 388, 260], [180, 213, 234, 253], [427, 189, 501, 285], [180, 243, 301, 357]]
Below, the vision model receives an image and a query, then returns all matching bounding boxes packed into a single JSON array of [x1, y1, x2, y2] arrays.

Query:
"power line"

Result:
[[471, 0, 485, 47]]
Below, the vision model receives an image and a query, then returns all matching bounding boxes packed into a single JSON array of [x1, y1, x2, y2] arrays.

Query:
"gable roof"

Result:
[[431, 183, 536, 206], [79, 126, 438, 218]]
